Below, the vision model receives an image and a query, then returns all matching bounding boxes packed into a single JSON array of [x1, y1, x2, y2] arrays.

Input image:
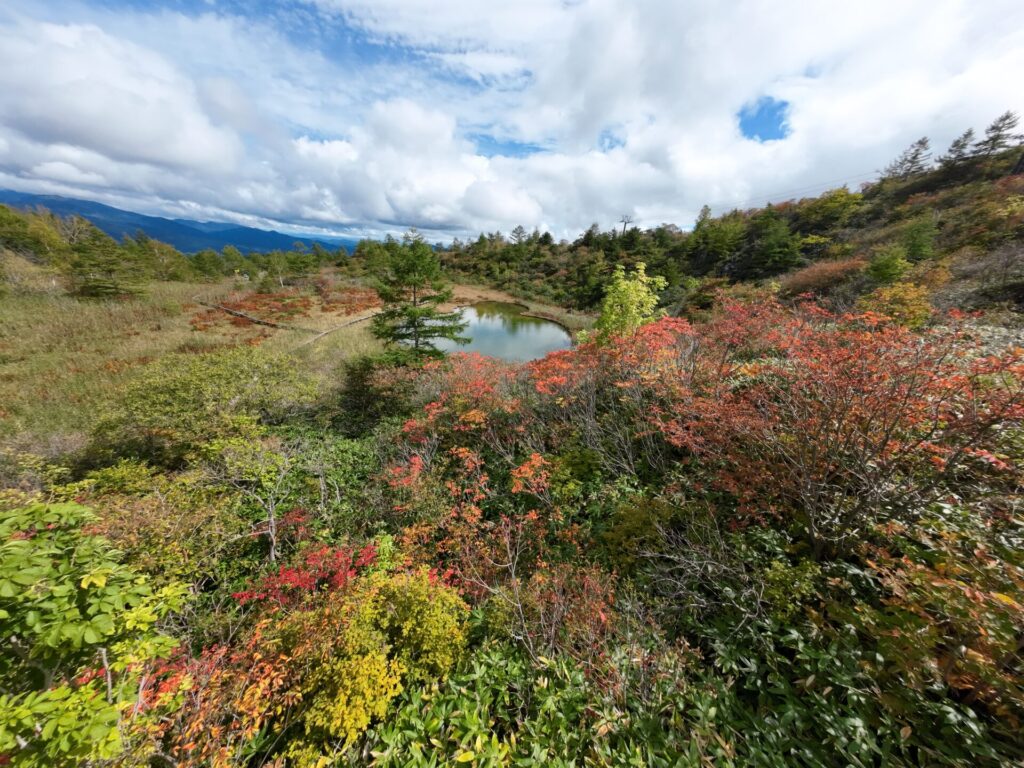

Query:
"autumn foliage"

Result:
[[164, 568, 466, 767], [6, 291, 1022, 766]]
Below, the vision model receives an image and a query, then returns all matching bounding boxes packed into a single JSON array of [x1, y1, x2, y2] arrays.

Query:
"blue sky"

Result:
[[739, 98, 791, 143], [0, 0, 1022, 239]]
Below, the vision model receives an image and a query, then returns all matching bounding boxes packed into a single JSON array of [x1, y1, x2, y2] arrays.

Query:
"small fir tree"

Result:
[[370, 231, 468, 358], [867, 243, 911, 284], [68, 227, 144, 297]]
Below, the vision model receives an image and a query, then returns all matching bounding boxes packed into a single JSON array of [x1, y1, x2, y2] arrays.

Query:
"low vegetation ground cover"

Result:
[[1, 126, 1023, 766]]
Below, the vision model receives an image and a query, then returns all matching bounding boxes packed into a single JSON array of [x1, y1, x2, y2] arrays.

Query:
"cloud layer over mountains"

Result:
[[1, 0, 1021, 239]]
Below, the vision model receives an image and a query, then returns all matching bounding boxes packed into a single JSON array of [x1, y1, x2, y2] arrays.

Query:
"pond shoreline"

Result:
[[445, 284, 591, 339], [437, 300, 574, 361]]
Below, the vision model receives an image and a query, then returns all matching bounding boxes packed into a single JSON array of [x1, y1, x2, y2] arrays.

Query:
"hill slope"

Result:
[[439, 144, 1024, 314], [0, 190, 358, 254]]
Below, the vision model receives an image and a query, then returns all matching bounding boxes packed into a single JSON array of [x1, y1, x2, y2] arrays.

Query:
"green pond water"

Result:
[[435, 301, 572, 362]]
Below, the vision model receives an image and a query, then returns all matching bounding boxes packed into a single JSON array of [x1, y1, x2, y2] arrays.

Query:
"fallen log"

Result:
[[192, 298, 320, 333], [294, 311, 381, 348]]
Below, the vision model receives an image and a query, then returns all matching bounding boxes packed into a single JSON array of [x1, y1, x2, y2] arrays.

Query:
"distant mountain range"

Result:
[[0, 190, 360, 254]]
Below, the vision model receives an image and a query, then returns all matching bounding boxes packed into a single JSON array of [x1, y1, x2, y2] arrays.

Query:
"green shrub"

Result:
[[866, 243, 911, 283], [593, 263, 666, 342], [336, 352, 419, 437], [0, 503, 185, 766], [363, 644, 594, 766], [92, 346, 315, 466], [365, 642, 732, 767], [901, 214, 939, 261]]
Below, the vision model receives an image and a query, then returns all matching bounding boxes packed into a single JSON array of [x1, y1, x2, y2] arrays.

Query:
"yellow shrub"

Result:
[[857, 282, 932, 328], [175, 568, 468, 768], [909, 258, 952, 290], [300, 649, 403, 756], [370, 569, 468, 681], [290, 569, 467, 762]]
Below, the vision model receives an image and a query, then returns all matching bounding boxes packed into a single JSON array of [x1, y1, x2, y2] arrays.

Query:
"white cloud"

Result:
[[0, 18, 242, 174], [30, 161, 107, 186], [0, 0, 1022, 240]]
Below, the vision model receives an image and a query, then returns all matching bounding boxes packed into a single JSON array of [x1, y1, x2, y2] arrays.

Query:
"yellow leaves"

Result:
[[458, 409, 487, 426], [991, 592, 1021, 609], [171, 569, 467, 765], [734, 361, 764, 379], [455, 750, 476, 762], [856, 282, 932, 329], [80, 568, 112, 588], [303, 650, 403, 749], [595, 721, 615, 738]]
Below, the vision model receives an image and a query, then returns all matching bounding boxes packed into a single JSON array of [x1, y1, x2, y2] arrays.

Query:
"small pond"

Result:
[[435, 301, 572, 362]]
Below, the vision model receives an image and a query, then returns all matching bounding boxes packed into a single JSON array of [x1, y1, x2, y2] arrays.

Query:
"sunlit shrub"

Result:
[[364, 641, 729, 766], [170, 568, 466, 767], [778, 256, 866, 296], [866, 243, 911, 283], [92, 346, 315, 467], [856, 281, 933, 327], [0, 503, 184, 767]]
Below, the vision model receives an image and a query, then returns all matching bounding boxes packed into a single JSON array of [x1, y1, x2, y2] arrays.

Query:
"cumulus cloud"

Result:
[[0, 17, 242, 173], [0, 0, 1021, 239]]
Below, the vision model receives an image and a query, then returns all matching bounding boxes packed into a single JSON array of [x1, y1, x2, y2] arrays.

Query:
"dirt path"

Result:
[[441, 284, 528, 311]]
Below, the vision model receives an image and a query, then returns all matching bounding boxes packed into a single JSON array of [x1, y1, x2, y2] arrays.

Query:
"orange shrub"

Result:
[[778, 257, 866, 296]]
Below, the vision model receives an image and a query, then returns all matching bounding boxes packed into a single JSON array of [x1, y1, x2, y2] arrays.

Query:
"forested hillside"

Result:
[[440, 117, 1024, 317], [0, 204, 345, 297], [1, 114, 1023, 767]]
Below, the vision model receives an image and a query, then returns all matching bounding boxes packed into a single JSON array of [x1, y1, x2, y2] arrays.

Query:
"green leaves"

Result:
[[0, 503, 185, 766], [593, 262, 666, 342], [67, 226, 146, 299], [92, 346, 316, 467]]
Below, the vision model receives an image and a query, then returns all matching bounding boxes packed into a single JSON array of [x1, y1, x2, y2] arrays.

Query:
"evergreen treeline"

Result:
[[437, 111, 1024, 311], [0, 205, 345, 296]]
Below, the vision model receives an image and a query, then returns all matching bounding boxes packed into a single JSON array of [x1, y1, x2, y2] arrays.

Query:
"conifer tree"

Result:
[[192, 248, 225, 280], [732, 207, 801, 279], [939, 128, 975, 169], [972, 111, 1023, 157], [883, 137, 931, 179], [370, 231, 468, 358], [68, 227, 144, 297]]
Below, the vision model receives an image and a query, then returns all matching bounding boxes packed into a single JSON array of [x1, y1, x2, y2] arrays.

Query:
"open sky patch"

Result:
[[738, 97, 791, 142]]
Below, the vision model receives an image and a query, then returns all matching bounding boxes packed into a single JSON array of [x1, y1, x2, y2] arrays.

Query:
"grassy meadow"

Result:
[[0, 255, 383, 453]]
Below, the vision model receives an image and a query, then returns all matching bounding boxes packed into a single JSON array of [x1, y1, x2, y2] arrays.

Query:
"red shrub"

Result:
[[658, 306, 1024, 555], [232, 543, 377, 606], [778, 257, 866, 296]]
